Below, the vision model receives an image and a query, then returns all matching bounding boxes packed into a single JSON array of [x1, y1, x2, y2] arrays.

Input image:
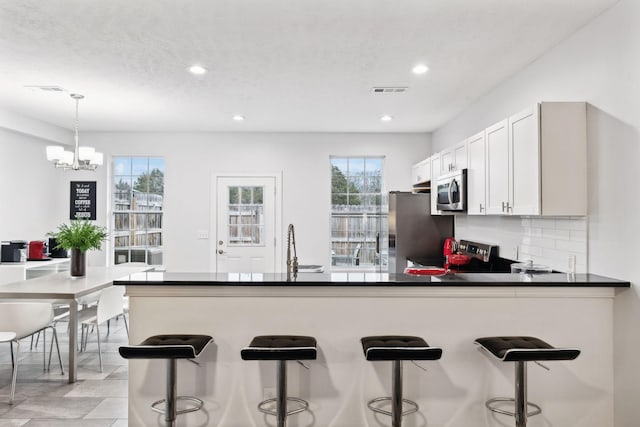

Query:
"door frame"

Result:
[[210, 172, 283, 273]]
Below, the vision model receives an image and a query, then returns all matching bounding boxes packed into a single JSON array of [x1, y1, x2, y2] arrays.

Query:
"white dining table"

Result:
[[0, 265, 151, 383]]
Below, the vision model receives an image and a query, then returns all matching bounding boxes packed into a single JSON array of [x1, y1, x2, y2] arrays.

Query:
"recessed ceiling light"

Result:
[[380, 115, 393, 122], [412, 64, 429, 75], [232, 115, 245, 122], [188, 65, 207, 75]]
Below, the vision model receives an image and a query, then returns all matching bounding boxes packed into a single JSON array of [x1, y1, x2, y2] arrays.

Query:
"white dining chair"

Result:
[[0, 302, 64, 404], [77, 285, 128, 372]]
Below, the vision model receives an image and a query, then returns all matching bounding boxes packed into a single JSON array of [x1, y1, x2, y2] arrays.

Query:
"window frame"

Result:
[[329, 155, 387, 271], [110, 156, 165, 267]]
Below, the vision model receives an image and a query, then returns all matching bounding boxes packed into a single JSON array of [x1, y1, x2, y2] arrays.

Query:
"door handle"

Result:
[[501, 201, 506, 212], [479, 203, 484, 212], [218, 249, 225, 254]]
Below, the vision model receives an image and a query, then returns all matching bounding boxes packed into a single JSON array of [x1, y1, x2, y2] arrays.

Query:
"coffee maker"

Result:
[[1, 241, 28, 263], [48, 237, 68, 258], [28, 240, 49, 260]]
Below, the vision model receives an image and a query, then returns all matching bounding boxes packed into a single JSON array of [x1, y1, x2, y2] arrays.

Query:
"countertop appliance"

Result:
[[408, 239, 513, 273], [48, 237, 68, 258], [436, 169, 467, 212], [510, 260, 552, 274], [28, 240, 49, 261], [388, 191, 454, 275], [1, 240, 28, 263]]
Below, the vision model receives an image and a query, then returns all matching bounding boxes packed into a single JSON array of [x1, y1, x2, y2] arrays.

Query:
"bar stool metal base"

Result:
[[367, 397, 419, 417], [486, 398, 542, 417], [258, 396, 309, 417], [151, 396, 204, 416]]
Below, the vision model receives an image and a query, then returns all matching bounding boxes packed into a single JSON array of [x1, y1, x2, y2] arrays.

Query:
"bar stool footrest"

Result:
[[486, 397, 541, 417], [258, 396, 309, 416], [151, 396, 204, 416], [367, 396, 419, 417]]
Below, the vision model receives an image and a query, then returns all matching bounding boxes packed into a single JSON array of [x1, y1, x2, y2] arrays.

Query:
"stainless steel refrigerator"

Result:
[[388, 191, 454, 275]]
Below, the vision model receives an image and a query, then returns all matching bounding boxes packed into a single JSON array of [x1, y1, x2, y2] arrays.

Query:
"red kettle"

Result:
[[443, 238, 457, 256], [444, 238, 471, 269]]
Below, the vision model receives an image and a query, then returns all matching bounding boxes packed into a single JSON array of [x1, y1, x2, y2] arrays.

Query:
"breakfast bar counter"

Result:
[[117, 272, 629, 426], [115, 271, 629, 287]]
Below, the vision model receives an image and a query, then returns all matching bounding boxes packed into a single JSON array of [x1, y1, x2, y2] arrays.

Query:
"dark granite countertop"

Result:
[[114, 271, 630, 287]]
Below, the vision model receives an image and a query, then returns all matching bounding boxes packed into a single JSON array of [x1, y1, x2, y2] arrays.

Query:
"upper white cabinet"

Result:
[[538, 102, 587, 216], [440, 140, 467, 173], [411, 158, 431, 185], [509, 105, 541, 215], [484, 102, 586, 216], [466, 130, 486, 215], [485, 119, 510, 215]]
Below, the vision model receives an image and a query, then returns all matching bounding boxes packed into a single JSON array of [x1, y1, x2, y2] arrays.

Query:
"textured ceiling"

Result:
[[0, 0, 619, 132]]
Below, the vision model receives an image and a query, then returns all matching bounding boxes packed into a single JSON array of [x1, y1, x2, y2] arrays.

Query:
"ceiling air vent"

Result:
[[371, 87, 408, 94], [24, 85, 67, 92]]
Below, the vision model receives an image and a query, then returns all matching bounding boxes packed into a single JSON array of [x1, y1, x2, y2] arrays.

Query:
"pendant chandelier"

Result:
[[46, 93, 103, 170]]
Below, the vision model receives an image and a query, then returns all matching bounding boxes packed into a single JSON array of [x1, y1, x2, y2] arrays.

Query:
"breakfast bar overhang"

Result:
[[116, 272, 629, 427]]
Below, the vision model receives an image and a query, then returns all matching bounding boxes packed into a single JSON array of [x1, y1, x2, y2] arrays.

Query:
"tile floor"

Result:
[[0, 318, 130, 426]]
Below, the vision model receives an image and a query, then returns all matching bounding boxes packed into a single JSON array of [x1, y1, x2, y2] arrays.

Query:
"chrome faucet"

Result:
[[286, 224, 298, 280]]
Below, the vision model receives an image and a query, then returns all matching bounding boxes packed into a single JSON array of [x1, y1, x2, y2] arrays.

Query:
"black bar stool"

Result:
[[241, 335, 317, 427], [119, 334, 213, 427], [361, 335, 442, 427], [475, 336, 580, 427]]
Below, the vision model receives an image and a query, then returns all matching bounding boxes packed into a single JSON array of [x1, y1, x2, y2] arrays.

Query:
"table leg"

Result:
[[68, 299, 78, 383]]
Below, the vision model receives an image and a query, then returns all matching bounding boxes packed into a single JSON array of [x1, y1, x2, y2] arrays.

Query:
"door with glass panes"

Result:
[[215, 176, 276, 273]]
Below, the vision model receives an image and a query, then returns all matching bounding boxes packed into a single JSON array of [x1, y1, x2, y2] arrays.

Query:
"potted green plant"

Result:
[[49, 220, 107, 277]]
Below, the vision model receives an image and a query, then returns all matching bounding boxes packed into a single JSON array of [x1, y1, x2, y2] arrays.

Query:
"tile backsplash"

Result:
[[454, 215, 587, 273]]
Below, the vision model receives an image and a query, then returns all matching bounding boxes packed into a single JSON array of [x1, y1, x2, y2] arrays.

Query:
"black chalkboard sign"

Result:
[[70, 181, 97, 220]]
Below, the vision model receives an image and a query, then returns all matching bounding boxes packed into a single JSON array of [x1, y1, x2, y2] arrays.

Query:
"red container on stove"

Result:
[[443, 238, 471, 269]]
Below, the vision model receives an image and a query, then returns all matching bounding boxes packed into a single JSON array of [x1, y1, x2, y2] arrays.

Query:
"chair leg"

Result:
[[47, 326, 65, 375], [96, 324, 103, 372], [41, 329, 46, 371], [276, 359, 287, 427], [166, 358, 177, 427], [123, 314, 129, 338], [515, 361, 527, 427], [10, 339, 19, 404], [392, 360, 403, 427]]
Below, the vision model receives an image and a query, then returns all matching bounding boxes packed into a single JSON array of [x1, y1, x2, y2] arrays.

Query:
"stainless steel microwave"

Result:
[[436, 169, 467, 212]]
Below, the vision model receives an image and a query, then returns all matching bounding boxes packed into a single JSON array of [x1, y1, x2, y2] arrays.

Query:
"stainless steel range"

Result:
[[407, 239, 513, 273]]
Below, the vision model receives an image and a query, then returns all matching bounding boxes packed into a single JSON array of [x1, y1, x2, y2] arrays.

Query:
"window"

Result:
[[227, 186, 264, 246], [112, 157, 164, 266], [330, 157, 387, 270]]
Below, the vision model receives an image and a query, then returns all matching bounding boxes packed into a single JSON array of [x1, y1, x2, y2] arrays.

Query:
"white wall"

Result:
[[81, 132, 430, 271], [0, 128, 69, 242], [431, 0, 639, 425]]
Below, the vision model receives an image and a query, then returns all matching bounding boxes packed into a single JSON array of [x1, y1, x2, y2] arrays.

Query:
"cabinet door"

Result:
[[485, 119, 509, 215], [440, 149, 453, 173], [453, 140, 467, 170], [411, 158, 430, 185], [466, 131, 486, 215], [430, 154, 441, 215], [509, 105, 540, 215]]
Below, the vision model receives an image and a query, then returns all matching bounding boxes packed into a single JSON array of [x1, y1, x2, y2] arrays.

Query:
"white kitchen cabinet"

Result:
[[483, 102, 586, 216], [411, 158, 431, 185], [509, 105, 540, 215], [440, 140, 467, 173], [466, 130, 486, 215], [485, 119, 509, 215], [430, 153, 442, 215]]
